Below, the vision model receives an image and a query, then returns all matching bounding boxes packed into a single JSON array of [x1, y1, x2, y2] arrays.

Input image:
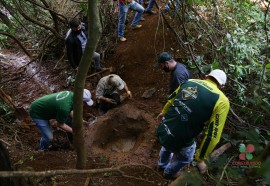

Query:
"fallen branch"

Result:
[[86, 67, 113, 79], [0, 31, 32, 58], [170, 142, 232, 185], [210, 142, 232, 161], [0, 139, 11, 146], [218, 156, 234, 184], [0, 164, 163, 180], [0, 76, 20, 85]]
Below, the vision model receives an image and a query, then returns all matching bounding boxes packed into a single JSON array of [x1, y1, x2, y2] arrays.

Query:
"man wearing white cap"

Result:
[[96, 74, 132, 114], [29, 89, 93, 151], [156, 69, 230, 179]]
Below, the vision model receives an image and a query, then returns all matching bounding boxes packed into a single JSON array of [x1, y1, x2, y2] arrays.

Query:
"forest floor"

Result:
[[0, 7, 210, 186]]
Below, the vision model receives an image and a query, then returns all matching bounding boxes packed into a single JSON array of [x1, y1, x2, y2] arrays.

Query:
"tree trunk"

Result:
[[73, 0, 102, 169]]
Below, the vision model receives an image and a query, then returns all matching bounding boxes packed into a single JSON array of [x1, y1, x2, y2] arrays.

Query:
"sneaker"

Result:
[[146, 10, 157, 14], [140, 17, 145, 21], [132, 25, 142, 30], [119, 37, 127, 42]]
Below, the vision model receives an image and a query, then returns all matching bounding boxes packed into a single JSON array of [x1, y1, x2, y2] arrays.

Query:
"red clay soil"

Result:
[[0, 8, 191, 186]]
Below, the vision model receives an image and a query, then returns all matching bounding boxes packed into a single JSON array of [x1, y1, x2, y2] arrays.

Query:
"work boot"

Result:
[[132, 25, 142, 30]]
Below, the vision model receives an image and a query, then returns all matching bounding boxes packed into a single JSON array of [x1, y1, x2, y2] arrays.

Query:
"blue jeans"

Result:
[[118, 1, 144, 38], [158, 142, 196, 176], [92, 52, 101, 71], [165, 0, 181, 12], [146, 0, 155, 12], [33, 119, 53, 150], [139, 0, 155, 12]]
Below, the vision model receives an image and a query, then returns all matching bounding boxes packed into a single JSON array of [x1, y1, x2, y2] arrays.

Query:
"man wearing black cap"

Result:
[[157, 52, 192, 94]]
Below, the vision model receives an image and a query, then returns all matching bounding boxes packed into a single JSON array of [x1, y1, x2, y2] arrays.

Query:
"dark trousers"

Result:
[[100, 93, 121, 113]]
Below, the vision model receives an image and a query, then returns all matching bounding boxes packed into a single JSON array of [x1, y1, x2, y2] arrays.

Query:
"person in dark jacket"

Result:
[[65, 18, 102, 72]]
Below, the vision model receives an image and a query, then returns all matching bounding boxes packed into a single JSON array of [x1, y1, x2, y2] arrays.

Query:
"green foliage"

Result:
[[209, 128, 269, 185], [79, 2, 88, 18], [214, 0, 270, 124], [0, 23, 8, 45], [180, 0, 269, 125], [259, 157, 270, 184], [175, 171, 203, 186]]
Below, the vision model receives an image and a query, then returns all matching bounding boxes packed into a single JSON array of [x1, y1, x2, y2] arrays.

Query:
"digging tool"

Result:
[[86, 67, 114, 79]]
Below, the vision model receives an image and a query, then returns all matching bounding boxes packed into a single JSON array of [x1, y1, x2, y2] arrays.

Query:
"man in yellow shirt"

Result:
[[156, 69, 230, 179]]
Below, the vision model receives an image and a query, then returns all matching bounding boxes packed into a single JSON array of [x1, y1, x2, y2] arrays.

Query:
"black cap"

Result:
[[155, 52, 173, 67]]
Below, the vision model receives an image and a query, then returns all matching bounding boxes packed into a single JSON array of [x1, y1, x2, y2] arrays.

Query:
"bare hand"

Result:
[[106, 98, 117, 105], [197, 161, 207, 174], [114, 7, 118, 13], [156, 113, 164, 124], [127, 91, 132, 98]]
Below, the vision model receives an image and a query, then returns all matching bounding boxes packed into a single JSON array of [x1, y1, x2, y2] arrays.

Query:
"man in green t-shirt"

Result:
[[29, 89, 93, 151]]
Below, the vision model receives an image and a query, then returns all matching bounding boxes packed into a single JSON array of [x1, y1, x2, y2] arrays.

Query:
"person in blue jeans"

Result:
[[164, 0, 181, 13], [158, 143, 196, 179], [29, 89, 94, 151], [115, 0, 144, 42], [139, 0, 157, 15], [156, 70, 230, 179]]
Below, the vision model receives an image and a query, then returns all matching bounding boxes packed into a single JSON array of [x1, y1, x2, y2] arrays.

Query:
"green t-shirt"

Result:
[[29, 91, 74, 123]]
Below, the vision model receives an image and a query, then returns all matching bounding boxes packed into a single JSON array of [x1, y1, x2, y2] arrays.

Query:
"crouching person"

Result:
[[96, 74, 132, 115], [29, 89, 94, 151]]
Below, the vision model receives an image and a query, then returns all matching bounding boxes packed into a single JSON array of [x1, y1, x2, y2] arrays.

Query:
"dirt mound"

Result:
[[86, 103, 159, 165]]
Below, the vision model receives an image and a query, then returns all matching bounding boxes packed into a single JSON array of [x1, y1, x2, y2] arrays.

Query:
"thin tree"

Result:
[[72, 0, 102, 169]]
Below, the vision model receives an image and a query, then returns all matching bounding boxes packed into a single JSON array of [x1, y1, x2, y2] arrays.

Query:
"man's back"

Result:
[[29, 91, 73, 123], [157, 79, 229, 152], [169, 62, 192, 94]]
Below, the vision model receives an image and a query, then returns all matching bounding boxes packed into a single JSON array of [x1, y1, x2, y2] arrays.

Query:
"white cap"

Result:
[[111, 76, 125, 90], [83, 89, 94, 106], [208, 69, 227, 86]]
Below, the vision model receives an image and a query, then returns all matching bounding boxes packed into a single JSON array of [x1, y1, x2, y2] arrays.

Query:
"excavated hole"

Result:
[[88, 104, 150, 153], [105, 137, 137, 152]]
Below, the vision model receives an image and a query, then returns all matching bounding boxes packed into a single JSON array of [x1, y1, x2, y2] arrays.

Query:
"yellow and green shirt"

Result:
[[156, 79, 230, 161]]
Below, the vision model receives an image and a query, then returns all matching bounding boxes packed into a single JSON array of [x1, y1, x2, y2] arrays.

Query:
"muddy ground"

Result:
[[0, 9, 204, 186]]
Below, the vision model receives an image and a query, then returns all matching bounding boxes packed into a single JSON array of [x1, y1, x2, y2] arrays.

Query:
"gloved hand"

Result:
[[197, 160, 207, 174]]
